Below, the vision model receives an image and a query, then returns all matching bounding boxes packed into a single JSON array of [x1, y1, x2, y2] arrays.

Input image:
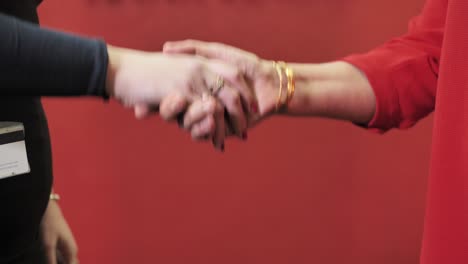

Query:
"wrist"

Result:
[[105, 45, 121, 98], [257, 59, 281, 116], [282, 64, 320, 116]]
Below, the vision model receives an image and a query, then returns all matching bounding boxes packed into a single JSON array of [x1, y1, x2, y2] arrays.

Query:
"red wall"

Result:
[[38, 1, 430, 263]]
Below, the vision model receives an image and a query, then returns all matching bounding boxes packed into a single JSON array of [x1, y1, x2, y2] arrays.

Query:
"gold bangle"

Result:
[[285, 66, 295, 106], [275, 61, 290, 111], [274, 61, 283, 111], [50, 193, 60, 201], [274, 61, 295, 111]]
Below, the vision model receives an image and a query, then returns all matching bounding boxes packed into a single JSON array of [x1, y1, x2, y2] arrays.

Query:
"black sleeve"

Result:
[[0, 12, 108, 97]]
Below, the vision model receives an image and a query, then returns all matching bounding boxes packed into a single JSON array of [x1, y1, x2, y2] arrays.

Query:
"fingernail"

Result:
[[221, 143, 225, 152], [251, 103, 258, 114], [242, 132, 248, 140]]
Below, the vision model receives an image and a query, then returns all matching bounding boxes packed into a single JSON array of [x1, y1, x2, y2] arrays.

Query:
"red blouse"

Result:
[[344, 0, 468, 263]]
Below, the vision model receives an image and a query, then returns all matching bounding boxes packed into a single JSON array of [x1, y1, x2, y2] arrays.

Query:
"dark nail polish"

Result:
[[242, 132, 248, 140], [220, 143, 225, 152], [251, 103, 258, 114]]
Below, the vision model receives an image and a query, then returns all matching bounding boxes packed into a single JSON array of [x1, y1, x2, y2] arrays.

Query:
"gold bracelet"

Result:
[[285, 66, 296, 105], [275, 61, 290, 111], [274, 61, 295, 111], [273, 61, 284, 111], [50, 193, 60, 201]]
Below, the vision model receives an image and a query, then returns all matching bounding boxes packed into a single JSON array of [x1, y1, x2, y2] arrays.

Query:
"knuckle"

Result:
[[231, 69, 243, 82]]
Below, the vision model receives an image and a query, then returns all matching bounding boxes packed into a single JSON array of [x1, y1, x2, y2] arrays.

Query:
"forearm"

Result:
[[278, 61, 376, 124], [0, 12, 108, 97]]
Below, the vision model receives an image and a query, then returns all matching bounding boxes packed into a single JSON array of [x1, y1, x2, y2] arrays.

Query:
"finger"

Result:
[[216, 85, 247, 138], [159, 93, 190, 121], [134, 104, 157, 120], [212, 100, 226, 152], [57, 236, 78, 264], [191, 116, 236, 141], [163, 40, 215, 57], [44, 242, 57, 264], [164, 40, 257, 75], [183, 96, 216, 130], [56, 250, 65, 264], [206, 61, 257, 115], [189, 98, 226, 151], [189, 96, 217, 139], [191, 115, 216, 141], [189, 81, 239, 139]]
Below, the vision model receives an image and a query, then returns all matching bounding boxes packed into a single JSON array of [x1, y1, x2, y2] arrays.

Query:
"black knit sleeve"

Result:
[[0, 12, 109, 97]]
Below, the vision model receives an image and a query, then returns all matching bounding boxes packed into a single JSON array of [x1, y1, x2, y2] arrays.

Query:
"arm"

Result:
[[0, 12, 108, 97], [341, 0, 446, 131], [163, 0, 446, 133], [264, 61, 376, 124], [0, 12, 255, 149]]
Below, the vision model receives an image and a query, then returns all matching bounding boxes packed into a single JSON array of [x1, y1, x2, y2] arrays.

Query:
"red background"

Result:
[[38, 0, 430, 263]]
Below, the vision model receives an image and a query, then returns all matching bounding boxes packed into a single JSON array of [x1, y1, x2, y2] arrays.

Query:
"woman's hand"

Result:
[[163, 40, 377, 126], [40, 200, 78, 264], [163, 40, 279, 124], [160, 40, 280, 145], [105, 45, 257, 150]]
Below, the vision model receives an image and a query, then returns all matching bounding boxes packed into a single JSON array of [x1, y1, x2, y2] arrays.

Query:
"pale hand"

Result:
[[163, 40, 279, 123], [40, 200, 78, 264], [106, 45, 257, 150]]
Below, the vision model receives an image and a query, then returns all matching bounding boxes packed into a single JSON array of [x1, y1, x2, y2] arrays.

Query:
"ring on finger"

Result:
[[210, 75, 225, 96]]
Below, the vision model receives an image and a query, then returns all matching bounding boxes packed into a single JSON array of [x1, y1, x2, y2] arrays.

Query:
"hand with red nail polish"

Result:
[[158, 74, 254, 151], [159, 40, 285, 150], [163, 40, 279, 127]]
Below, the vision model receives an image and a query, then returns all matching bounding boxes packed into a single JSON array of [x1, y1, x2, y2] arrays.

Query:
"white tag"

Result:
[[0, 122, 30, 180]]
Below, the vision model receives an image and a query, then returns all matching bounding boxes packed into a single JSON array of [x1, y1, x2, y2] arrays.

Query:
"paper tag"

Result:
[[0, 122, 30, 180]]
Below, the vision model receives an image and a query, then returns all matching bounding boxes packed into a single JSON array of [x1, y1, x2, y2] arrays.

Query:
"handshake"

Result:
[[106, 40, 296, 151]]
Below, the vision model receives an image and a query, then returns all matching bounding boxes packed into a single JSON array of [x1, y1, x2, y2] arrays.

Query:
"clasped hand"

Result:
[[106, 41, 278, 151]]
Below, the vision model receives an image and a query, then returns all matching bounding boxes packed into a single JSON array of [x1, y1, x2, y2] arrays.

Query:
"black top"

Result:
[[0, 7, 109, 97], [0, 1, 109, 262]]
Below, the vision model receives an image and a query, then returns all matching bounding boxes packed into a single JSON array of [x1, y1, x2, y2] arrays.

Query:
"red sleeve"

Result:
[[342, 0, 447, 132]]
